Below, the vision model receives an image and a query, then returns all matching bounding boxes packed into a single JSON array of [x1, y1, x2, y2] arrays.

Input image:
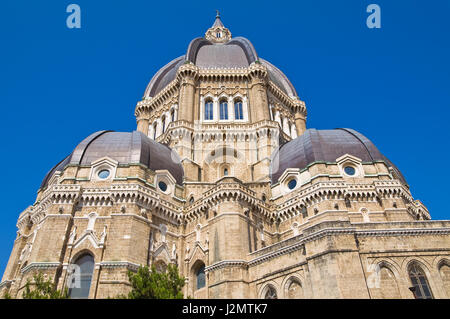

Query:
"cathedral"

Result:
[[1, 14, 450, 299]]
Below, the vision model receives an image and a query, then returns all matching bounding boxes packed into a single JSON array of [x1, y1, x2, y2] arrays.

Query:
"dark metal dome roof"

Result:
[[270, 128, 406, 185], [40, 131, 184, 190], [144, 37, 298, 98]]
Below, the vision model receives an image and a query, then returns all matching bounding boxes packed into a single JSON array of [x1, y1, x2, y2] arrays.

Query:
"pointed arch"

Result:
[[408, 261, 433, 299]]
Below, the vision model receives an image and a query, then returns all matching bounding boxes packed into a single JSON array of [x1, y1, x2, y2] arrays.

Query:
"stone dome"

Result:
[[144, 31, 297, 98], [40, 130, 184, 190], [270, 128, 406, 185]]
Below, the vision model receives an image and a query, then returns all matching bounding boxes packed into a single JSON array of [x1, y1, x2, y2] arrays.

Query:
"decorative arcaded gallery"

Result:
[[1, 14, 449, 299]]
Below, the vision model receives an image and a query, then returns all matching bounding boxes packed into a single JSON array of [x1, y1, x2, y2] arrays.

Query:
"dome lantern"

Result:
[[205, 11, 231, 43]]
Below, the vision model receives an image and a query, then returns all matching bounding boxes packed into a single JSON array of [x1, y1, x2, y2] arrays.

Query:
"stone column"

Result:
[[213, 97, 219, 122], [228, 96, 234, 120], [249, 63, 270, 123], [206, 202, 251, 298], [294, 112, 307, 137], [177, 64, 198, 123], [136, 115, 149, 136]]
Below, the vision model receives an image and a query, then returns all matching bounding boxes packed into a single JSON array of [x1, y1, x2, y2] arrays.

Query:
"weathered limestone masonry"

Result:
[[1, 14, 450, 299]]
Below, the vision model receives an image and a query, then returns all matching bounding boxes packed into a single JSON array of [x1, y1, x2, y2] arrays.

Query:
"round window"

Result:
[[158, 181, 168, 192], [287, 179, 297, 190], [98, 169, 110, 179], [344, 166, 356, 176]]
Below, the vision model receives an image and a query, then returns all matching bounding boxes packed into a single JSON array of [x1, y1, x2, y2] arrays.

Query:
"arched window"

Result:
[[286, 279, 304, 299], [264, 285, 277, 299], [196, 265, 206, 290], [205, 100, 214, 120], [223, 168, 228, 176], [68, 254, 95, 299], [170, 109, 175, 122], [234, 100, 243, 120], [408, 263, 433, 299], [219, 100, 228, 120], [154, 260, 167, 273], [439, 261, 450, 297], [373, 265, 401, 299], [153, 123, 157, 140]]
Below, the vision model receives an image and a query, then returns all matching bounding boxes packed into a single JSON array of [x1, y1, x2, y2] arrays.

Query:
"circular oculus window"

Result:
[[158, 181, 168, 192], [344, 166, 356, 176], [97, 169, 110, 179], [287, 179, 297, 190]]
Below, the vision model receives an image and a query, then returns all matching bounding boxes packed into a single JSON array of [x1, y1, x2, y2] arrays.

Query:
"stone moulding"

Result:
[[159, 119, 281, 144], [275, 179, 422, 221], [100, 261, 140, 272], [355, 227, 450, 237], [134, 63, 304, 118], [0, 280, 14, 289], [184, 181, 272, 221], [205, 260, 247, 273], [17, 176, 429, 232], [20, 262, 61, 274], [18, 183, 184, 227], [246, 224, 450, 267]]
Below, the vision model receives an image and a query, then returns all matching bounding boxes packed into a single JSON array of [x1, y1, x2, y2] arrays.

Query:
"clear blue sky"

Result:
[[0, 0, 449, 276]]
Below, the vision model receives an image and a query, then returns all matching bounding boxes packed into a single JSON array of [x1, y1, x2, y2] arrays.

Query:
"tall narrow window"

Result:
[[69, 254, 95, 299], [234, 100, 243, 120], [223, 168, 228, 176], [153, 123, 157, 140], [171, 109, 175, 122], [196, 265, 206, 290], [205, 100, 214, 120], [219, 100, 228, 120], [162, 116, 166, 133], [409, 263, 433, 299]]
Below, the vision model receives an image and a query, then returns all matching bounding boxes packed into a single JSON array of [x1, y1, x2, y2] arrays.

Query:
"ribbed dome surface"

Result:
[[270, 128, 406, 184], [40, 131, 184, 189], [144, 37, 297, 98]]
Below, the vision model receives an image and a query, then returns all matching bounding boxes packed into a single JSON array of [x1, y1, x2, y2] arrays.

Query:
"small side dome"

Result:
[[40, 131, 184, 190], [270, 128, 406, 185]]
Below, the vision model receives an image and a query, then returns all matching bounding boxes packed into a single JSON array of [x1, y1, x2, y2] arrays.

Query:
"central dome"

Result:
[[144, 17, 297, 98]]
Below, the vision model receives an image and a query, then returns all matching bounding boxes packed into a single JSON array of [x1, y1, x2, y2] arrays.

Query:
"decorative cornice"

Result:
[[205, 260, 247, 272], [20, 183, 184, 227], [184, 179, 272, 222], [355, 227, 450, 237], [20, 262, 61, 274], [275, 180, 417, 221], [0, 280, 14, 289], [100, 261, 141, 271]]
